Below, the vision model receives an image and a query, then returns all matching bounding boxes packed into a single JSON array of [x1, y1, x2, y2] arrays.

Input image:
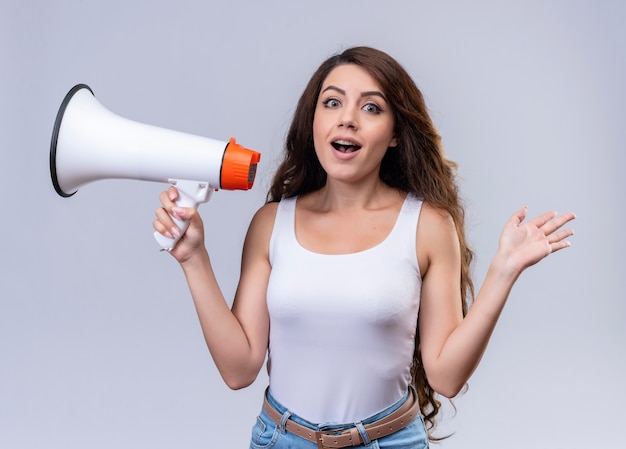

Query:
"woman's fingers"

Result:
[[537, 212, 576, 239], [548, 227, 575, 247], [154, 206, 176, 239], [154, 187, 185, 239], [524, 210, 576, 236], [526, 210, 558, 229], [167, 185, 178, 202]]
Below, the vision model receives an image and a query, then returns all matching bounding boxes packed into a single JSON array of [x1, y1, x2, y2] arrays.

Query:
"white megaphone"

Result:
[[50, 84, 261, 251]]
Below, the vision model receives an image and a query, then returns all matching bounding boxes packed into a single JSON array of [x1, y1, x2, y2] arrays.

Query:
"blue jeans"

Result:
[[249, 388, 429, 449]]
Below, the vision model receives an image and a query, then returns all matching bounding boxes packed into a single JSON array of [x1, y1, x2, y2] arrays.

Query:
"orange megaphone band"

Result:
[[220, 137, 261, 190]]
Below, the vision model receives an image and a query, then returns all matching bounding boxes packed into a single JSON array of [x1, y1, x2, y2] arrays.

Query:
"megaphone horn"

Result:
[[50, 84, 261, 250]]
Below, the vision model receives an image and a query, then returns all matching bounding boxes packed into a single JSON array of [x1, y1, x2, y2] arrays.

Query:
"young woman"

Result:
[[154, 47, 575, 448]]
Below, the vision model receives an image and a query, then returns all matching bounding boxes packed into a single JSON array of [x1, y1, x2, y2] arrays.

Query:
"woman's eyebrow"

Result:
[[361, 90, 386, 100], [321, 85, 386, 100], [321, 85, 346, 95]]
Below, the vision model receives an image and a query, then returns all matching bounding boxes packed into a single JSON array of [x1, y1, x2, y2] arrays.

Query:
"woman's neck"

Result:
[[307, 179, 402, 212]]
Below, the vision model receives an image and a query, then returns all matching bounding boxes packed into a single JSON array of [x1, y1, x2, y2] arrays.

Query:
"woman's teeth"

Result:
[[332, 140, 362, 153]]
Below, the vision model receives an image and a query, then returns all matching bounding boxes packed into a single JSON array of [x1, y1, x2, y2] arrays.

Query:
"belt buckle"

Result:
[[316, 430, 341, 449], [315, 430, 346, 449], [315, 431, 326, 449]]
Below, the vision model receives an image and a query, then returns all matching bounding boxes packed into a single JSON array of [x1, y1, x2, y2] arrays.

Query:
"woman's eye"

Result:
[[322, 98, 341, 108], [363, 103, 382, 114]]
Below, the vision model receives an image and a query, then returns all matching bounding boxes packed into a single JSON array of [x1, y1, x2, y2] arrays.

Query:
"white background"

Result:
[[1, 1, 624, 448]]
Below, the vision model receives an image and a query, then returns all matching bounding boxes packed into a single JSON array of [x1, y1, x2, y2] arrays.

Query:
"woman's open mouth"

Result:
[[331, 139, 362, 153]]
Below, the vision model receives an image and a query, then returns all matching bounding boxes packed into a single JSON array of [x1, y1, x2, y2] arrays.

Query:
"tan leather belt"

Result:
[[262, 388, 419, 448]]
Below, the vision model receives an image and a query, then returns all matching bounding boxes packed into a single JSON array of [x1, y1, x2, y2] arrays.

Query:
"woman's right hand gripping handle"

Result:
[[154, 186, 206, 263]]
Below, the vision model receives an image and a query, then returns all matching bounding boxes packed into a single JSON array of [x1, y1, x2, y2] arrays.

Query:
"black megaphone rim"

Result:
[[50, 83, 94, 197]]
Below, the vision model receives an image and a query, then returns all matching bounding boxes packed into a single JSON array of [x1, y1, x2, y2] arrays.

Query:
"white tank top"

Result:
[[266, 193, 423, 424]]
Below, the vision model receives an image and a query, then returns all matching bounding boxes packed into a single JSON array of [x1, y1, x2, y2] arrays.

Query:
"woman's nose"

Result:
[[338, 105, 358, 130]]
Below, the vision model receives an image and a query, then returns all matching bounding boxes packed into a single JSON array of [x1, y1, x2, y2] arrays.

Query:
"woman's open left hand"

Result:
[[498, 207, 576, 273]]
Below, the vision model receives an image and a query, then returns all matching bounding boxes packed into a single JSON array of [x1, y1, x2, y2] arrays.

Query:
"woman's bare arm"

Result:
[[154, 187, 276, 389], [417, 205, 575, 397]]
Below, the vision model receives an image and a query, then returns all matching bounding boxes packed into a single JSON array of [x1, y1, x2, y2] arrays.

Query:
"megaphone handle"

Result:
[[153, 179, 214, 251]]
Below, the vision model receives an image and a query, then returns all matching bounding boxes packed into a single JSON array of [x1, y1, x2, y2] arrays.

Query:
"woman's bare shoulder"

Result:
[[417, 202, 460, 270], [256, 200, 280, 217], [419, 201, 455, 231], [242, 201, 278, 243]]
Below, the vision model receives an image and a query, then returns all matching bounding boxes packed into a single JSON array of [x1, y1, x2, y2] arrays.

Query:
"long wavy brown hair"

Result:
[[267, 46, 475, 439]]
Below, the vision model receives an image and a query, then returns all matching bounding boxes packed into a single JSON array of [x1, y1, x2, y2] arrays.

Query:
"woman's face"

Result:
[[312, 64, 397, 185]]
